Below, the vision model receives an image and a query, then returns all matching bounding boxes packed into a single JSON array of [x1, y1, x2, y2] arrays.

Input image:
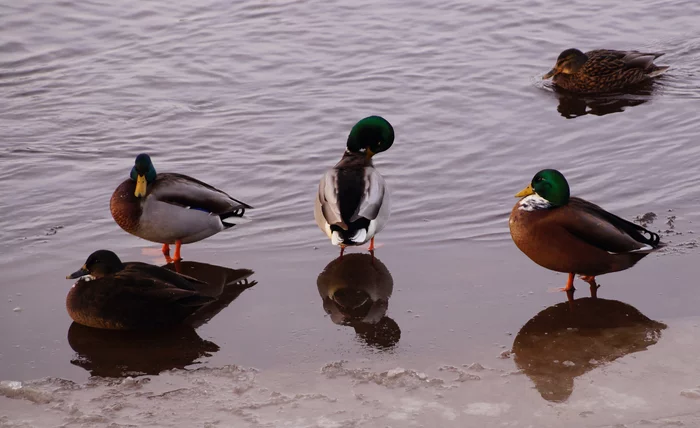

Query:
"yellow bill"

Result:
[[134, 174, 147, 197], [515, 183, 535, 198], [365, 148, 375, 159]]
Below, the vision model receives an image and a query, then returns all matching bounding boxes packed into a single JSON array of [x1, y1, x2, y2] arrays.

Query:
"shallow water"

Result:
[[1, 0, 700, 425]]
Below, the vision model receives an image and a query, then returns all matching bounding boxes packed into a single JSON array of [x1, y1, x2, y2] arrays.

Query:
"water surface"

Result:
[[1, 0, 700, 425]]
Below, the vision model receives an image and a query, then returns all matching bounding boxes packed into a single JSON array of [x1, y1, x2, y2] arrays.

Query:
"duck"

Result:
[[110, 154, 252, 262], [314, 116, 394, 256], [509, 169, 664, 301], [66, 250, 218, 330], [543, 48, 669, 93]]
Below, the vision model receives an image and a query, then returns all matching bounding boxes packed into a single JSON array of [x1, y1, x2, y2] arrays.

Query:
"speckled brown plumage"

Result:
[[547, 49, 668, 93]]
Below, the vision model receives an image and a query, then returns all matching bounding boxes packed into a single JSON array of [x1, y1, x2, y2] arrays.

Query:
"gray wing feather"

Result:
[[622, 52, 655, 70], [153, 173, 251, 214], [318, 170, 345, 227], [351, 168, 386, 222]]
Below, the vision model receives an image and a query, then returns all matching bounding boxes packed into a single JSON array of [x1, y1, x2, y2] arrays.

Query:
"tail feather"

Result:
[[330, 225, 369, 246], [220, 207, 246, 229], [648, 66, 669, 78]]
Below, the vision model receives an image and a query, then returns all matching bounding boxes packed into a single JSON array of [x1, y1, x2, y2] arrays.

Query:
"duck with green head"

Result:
[[110, 154, 252, 262], [509, 169, 663, 301], [543, 48, 669, 93], [314, 116, 394, 256], [66, 250, 218, 330]]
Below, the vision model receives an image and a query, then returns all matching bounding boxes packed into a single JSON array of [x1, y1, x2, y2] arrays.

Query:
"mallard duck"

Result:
[[66, 250, 219, 330], [110, 154, 252, 262], [509, 169, 664, 300], [543, 48, 669, 93], [314, 116, 394, 256], [317, 253, 400, 348]]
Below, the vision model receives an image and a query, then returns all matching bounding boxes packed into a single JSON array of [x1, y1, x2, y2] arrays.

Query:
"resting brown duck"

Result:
[[543, 48, 669, 93], [66, 250, 219, 330]]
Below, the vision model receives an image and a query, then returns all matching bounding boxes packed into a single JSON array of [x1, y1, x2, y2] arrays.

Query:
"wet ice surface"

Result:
[[3, 0, 700, 424], [3, 317, 700, 428]]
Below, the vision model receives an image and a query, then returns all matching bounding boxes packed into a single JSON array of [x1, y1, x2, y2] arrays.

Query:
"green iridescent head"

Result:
[[516, 169, 570, 206], [346, 116, 394, 157], [129, 153, 157, 197]]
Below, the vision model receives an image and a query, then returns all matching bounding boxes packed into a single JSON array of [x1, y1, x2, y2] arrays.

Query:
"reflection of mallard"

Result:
[[316, 253, 400, 348], [163, 261, 256, 328], [67, 260, 255, 377], [68, 323, 218, 377], [513, 298, 666, 402], [543, 49, 668, 93], [66, 250, 255, 330], [554, 85, 652, 119]]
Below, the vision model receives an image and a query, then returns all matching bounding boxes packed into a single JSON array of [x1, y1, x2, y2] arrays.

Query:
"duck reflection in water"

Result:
[[512, 298, 666, 402], [67, 260, 256, 377], [317, 253, 400, 349], [553, 82, 655, 119]]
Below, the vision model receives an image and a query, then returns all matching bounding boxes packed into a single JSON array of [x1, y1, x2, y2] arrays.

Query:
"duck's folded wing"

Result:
[[152, 173, 252, 214], [139, 285, 216, 307], [621, 51, 664, 70], [116, 273, 216, 307], [350, 169, 386, 222], [562, 198, 661, 254], [318, 169, 346, 228], [120, 262, 209, 292]]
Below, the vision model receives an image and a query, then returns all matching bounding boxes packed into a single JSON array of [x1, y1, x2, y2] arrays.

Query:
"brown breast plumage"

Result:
[[110, 179, 142, 235]]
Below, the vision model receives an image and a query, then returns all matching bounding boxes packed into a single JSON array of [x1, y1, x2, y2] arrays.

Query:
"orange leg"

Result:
[[557, 273, 577, 308], [162, 243, 173, 264], [173, 240, 182, 262], [339, 244, 346, 259], [368, 237, 375, 252], [559, 272, 576, 292], [580, 275, 600, 299]]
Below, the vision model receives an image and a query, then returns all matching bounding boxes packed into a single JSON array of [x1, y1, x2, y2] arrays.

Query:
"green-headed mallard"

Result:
[[66, 250, 217, 330], [509, 169, 664, 300], [543, 48, 669, 93], [110, 154, 252, 262], [314, 116, 394, 256]]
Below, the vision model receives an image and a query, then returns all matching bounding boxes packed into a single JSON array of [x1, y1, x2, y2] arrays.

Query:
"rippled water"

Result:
[[2, 0, 700, 413]]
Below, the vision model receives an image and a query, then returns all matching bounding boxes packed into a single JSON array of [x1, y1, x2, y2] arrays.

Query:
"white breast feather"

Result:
[[518, 194, 551, 211]]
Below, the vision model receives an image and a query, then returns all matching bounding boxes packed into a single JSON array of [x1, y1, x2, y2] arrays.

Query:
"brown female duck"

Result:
[[543, 48, 668, 93], [66, 250, 217, 330]]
